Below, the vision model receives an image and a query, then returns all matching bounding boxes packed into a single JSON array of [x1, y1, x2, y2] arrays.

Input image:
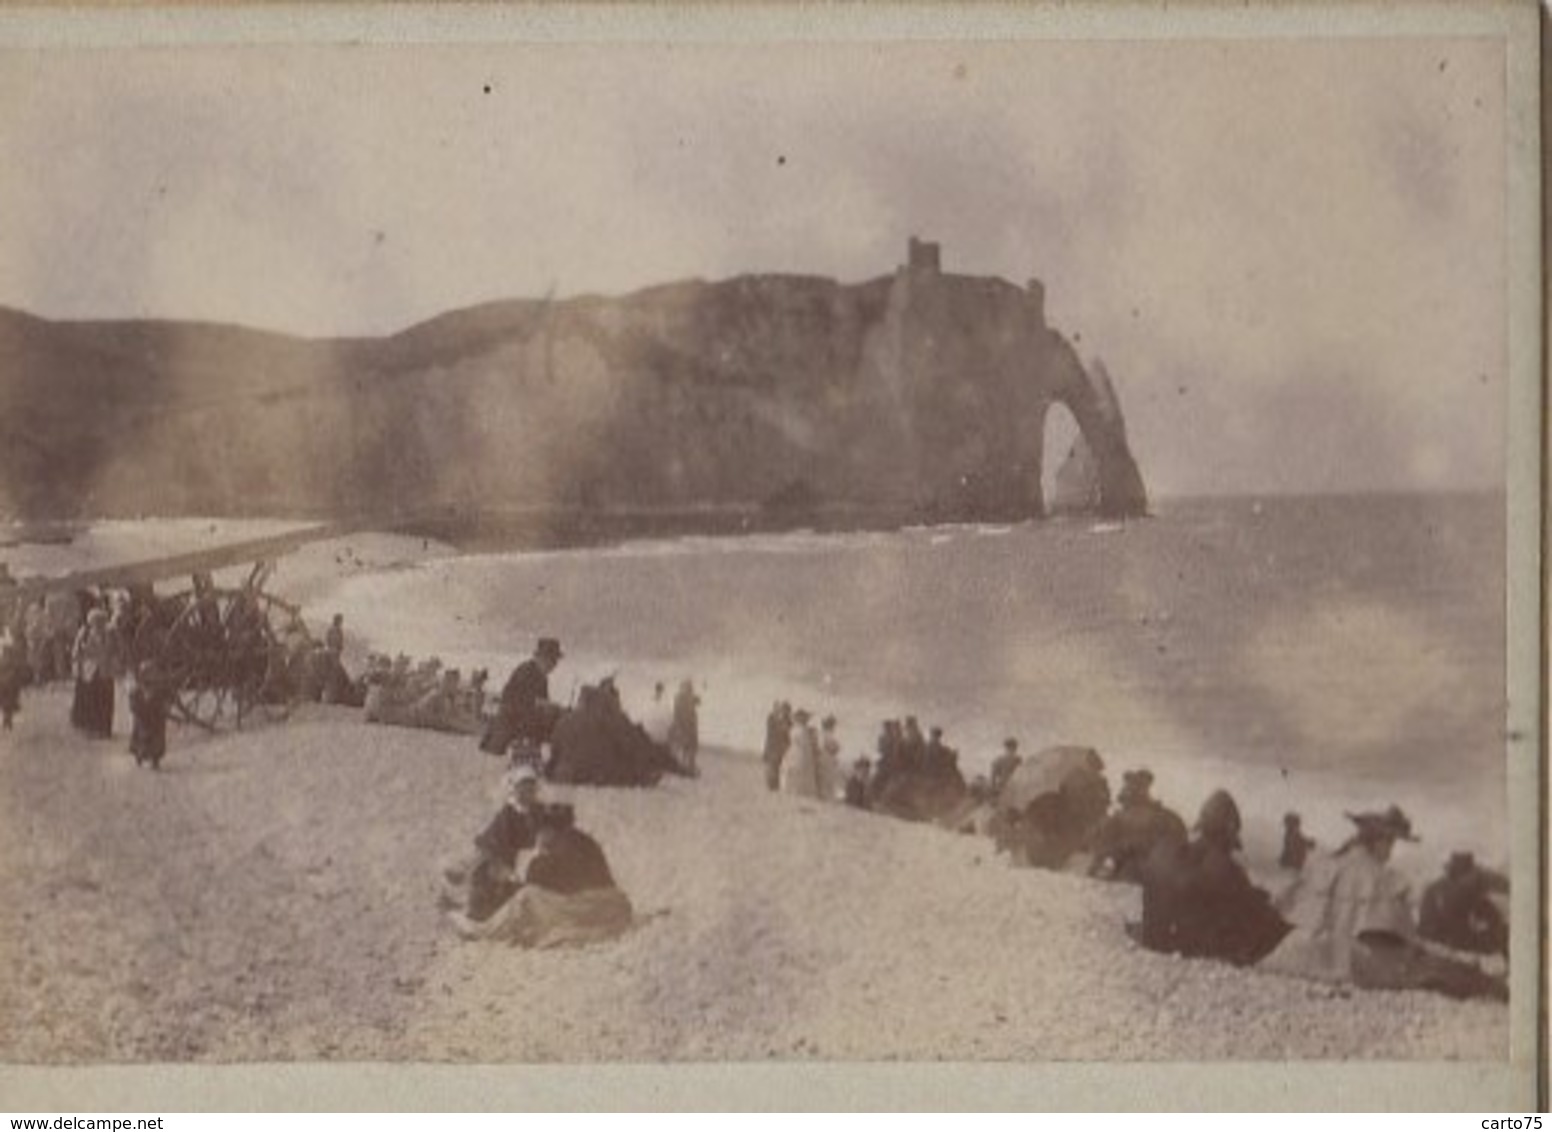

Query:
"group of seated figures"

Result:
[[762, 704, 1512, 1005], [363, 653, 490, 734]]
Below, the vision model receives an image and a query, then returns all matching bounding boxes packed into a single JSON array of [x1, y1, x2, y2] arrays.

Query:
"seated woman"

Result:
[[450, 806, 634, 948], [440, 766, 546, 922], [1260, 806, 1506, 1001], [1131, 790, 1290, 966]]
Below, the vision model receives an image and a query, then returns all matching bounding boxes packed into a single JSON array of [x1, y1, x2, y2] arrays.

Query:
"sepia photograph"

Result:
[[0, 0, 1541, 1112]]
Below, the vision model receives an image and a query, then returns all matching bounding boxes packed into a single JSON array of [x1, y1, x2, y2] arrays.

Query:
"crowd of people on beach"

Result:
[[362, 652, 489, 733], [0, 578, 368, 770], [758, 700, 1510, 1003], [0, 572, 1515, 994], [762, 704, 975, 823], [1, 585, 170, 763], [432, 666, 1512, 998]]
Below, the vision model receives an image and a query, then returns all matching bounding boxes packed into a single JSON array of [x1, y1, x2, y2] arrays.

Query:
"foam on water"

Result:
[[316, 494, 1510, 883]]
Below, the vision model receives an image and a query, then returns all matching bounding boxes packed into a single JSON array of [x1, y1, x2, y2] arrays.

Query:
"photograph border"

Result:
[[0, 0, 1541, 1111]]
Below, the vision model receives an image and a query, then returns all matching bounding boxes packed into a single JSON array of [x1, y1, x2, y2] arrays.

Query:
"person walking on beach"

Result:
[[482, 636, 565, 756], [762, 701, 791, 791]]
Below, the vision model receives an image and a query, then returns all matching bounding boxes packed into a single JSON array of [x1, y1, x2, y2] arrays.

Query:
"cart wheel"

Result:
[[253, 594, 301, 723], [175, 682, 229, 731], [163, 595, 229, 731]]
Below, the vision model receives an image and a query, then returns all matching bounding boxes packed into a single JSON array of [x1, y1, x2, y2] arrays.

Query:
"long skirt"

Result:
[[71, 673, 114, 737], [450, 884, 634, 948], [0, 674, 21, 720]]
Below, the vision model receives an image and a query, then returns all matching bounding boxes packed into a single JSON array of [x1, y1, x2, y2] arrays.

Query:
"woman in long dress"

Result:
[[779, 709, 822, 798], [0, 630, 26, 730], [668, 679, 700, 775], [816, 715, 842, 801], [70, 607, 115, 738]]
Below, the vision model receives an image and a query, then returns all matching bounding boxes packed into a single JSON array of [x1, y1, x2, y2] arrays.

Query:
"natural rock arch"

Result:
[[1029, 341, 1148, 519]]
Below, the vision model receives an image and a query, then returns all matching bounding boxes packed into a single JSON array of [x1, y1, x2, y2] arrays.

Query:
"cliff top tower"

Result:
[[906, 236, 941, 273]]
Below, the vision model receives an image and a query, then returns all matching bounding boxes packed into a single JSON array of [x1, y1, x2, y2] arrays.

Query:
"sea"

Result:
[[323, 492, 1515, 877]]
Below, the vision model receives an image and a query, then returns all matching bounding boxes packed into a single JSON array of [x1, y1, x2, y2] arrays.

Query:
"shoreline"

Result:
[[0, 511, 1510, 879], [1, 488, 1504, 563], [313, 550, 1507, 885]]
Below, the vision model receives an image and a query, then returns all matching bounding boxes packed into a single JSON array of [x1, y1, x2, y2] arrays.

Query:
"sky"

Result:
[[0, 36, 1510, 498]]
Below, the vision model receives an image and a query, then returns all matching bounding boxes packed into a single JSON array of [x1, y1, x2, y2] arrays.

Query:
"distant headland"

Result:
[[0, 239, 1147, 532]]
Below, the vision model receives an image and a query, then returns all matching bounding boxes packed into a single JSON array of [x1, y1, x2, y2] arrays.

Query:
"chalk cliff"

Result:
[[0, 240, 1147, 525]]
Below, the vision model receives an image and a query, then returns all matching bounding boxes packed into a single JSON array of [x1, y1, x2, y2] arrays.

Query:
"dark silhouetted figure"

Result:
[[763, 701, 792, 791], [844, 757, 873, 810], [1132, 789, 1290, 966], [129, 662, 173, 770], [1090, 768, 1188, 883], [481, 637, 564, 755], [1418, 852, 1508, 957], [1279, 812, 1315, 871]]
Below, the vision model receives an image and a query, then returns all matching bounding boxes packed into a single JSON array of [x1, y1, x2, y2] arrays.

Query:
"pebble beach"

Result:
[[0, 518, 1510, 1064]]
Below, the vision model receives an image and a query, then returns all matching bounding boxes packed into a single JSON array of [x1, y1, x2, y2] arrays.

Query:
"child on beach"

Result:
[[1279, 812, 1316, 871], [129, 661, 173, 769]]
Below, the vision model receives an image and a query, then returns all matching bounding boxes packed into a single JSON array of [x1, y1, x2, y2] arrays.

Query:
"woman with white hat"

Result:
[[439, 764, 547, 922]]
